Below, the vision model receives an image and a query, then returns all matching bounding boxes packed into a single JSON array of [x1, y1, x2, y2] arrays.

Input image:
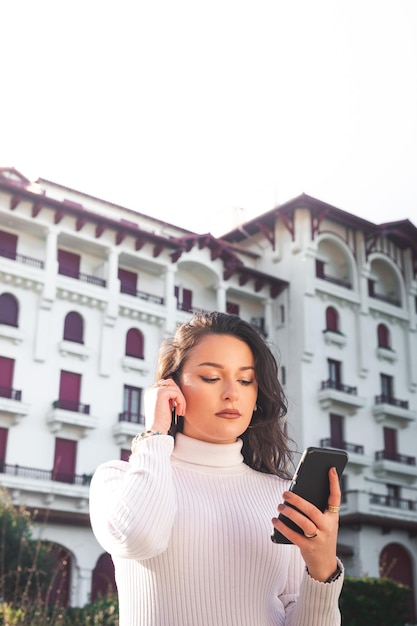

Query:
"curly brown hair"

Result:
[[155, 311, 293, 478]]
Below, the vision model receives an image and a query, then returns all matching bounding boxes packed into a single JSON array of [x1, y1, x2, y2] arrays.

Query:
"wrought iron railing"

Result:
[[374, 394, 409, 409], [118, 411, 145, 424], [375, 450, 416, 466], [120, 286, 164, 305], [0, 462, 91, 485], [320, 379, 357, 395], [0, 248, 44, 269], [52, 399, 90, 414], [0, 386, 22, 401], [320, 438, 364, 454]]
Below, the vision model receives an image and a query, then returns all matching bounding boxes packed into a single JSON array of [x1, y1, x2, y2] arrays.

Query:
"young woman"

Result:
[[89, 311, 343, 625]]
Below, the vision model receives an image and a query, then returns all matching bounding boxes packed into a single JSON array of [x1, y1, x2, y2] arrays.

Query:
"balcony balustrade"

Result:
[[118, 411, 145, 425], [120, 286, 164, 305], [0, 386, 29, 425], [316, 271, 352, 289], [320, 438, 370, 471], [373, 450, 417, 483], [372, 395, 416, 427], [47, 399, 97, 438], [113, 411, 145, 446], [0, 461, 91, 485], [318, 379, 365, 415], [0, 386, 22, 401], [340, 490, 417, 531], [58, 267, 106, 288], [0, 247, 44, 269]]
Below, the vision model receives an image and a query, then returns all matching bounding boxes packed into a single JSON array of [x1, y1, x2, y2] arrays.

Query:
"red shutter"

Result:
[[58, 249, 80, 278], [59, 371, 81, 411], [0, 357, 14, 398], [384, 427, 397, 460], [0, 293, 19, 326], [118, 268, 138, 295], [326, 307, 339, 332], [377, 324, 390, 348], [125, 328, 144, 358], [226, 302, 240, 315], [330, 414, 344, 448], [183, 288, 192, 311], [63, 312, 84, 343], [53, 438, 77, 483], [0, 230, 18, 260], [0, 427, 8, 462]]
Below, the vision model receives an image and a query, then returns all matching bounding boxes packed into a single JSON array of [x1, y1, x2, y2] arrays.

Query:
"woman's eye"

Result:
[[240, 379, 254, 386], [201, 376, 219, 383]]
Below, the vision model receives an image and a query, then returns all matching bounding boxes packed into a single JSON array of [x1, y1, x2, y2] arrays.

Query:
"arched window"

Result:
[[377, 323, 390, 349], [91, 553, 117, 602], [63, 312, 84, 343], [0, 293, 18, 327], [325, 306, 339, 332], [125, 328, 144, 359], [380, 543, 415, 621]]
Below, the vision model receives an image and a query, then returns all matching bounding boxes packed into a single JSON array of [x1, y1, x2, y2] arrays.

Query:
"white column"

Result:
[[164, 265, 177, 335], [42, 227, 58, 304], [72, 566, 93, 607], [216, 281, 227, 312]]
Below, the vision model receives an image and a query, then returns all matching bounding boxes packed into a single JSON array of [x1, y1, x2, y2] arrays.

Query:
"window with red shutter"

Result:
[[0, 293, 19, 327], [125, 328, 144, 358], [53, 437, 77, 483], [0, 230, 17, 260], [58, 249, 80, 278], [63, 311, 84, 343]]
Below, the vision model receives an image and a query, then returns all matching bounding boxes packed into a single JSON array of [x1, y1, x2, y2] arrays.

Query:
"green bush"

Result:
[[340, 575, 414, 626], [0, 595, 119, 626]]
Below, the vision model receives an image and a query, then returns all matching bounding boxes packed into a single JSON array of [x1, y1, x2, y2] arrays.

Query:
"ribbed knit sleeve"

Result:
[[284, 559, 344, 626], [89, 435, 175, 560]]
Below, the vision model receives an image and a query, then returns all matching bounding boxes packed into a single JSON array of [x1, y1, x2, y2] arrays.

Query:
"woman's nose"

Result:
[[221, 382, 239, 401]]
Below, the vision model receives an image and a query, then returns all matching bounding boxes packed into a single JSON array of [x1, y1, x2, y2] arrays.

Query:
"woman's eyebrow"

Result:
[[197, 362, 255, 371]]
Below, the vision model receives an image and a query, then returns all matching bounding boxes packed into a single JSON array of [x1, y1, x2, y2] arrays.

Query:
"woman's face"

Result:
[[179, 333, 258, 444]]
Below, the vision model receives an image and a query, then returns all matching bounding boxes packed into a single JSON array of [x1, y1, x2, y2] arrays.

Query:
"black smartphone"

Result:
[[271, 446, 348, 544]]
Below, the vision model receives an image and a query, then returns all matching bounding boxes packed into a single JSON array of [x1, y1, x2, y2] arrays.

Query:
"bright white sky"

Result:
[[1, 0, 417, 235]]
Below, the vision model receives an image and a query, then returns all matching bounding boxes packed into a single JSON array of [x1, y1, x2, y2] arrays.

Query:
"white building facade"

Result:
[[0, 168, 416, 615]]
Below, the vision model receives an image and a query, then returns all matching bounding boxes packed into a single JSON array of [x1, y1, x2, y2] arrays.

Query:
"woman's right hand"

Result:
[[144, 379, 186, 434]]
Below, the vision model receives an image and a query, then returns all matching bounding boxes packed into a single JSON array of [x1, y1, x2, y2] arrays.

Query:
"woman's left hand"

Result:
[[272, 467, 341, 582]]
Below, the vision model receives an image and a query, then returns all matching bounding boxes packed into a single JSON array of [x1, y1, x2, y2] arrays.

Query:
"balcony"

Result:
[[318, 379, 365, 415], [372, 395, 416, 427], [0, 461, 91, 485], [373, 450, 417, 483], [47, 399, 98, 438], [320, 438, 371, 472], [58, 267, 106, 288], [112, 411, 145, 446], [0, 462, 91, 512], [0, 247, 44, 269], [120, 285, 164, 305], [340, 490, 417, 531], [368, 280, 401, 308], [0, 386, 30, 425]]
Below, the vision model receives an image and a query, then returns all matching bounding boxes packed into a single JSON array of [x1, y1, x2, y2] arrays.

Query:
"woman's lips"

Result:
[[215, 410, 241, 419]]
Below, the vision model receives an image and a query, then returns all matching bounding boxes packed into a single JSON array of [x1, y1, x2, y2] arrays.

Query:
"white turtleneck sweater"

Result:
[[89, 433, 343, 626]]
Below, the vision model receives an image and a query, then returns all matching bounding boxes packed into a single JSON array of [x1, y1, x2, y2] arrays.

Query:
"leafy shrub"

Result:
[[340, 575, 414, 626]]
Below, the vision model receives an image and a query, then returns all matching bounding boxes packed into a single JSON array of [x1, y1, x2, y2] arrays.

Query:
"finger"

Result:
[[277, 503, 317, 537], [281, 491, 322, 524], [327, 467, 341, 509]]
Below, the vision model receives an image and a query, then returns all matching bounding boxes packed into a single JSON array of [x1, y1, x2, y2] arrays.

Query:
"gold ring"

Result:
[[327, 505, 340, 513], [304, 532, 318, 539]]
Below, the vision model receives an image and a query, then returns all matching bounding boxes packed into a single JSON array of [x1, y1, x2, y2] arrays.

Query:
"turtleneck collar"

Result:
[[171, 433, 247, 473]]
